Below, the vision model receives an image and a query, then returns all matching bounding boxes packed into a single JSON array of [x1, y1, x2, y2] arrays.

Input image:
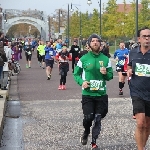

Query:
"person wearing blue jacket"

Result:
[[31, 39, 37, 51], [56, 39, 63, 53], [44, 42, 56, 80], [114, 41, 129, 95]]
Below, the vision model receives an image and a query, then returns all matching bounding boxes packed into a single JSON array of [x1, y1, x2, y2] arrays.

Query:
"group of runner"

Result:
[[5, 27, 150, 150], [73, 27, 150, 150]]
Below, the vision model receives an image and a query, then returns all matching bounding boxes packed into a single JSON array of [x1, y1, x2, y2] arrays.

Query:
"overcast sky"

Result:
[[1, 0, 132, 16]]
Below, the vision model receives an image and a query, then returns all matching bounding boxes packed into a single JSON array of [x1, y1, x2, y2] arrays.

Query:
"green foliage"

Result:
[[67, 0, 150, 40], [89, 9, 99, 35], [70, 11, 80, 38], [81, 11, 90, 38], [139, 0, 150, 28], [103, 0, 121, 38]]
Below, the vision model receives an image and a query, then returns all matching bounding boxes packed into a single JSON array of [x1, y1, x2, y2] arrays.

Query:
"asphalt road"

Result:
[[2, 52, 149, 150]]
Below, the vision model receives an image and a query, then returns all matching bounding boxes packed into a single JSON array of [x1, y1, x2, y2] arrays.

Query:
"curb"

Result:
[[0, 82, 10, 141]]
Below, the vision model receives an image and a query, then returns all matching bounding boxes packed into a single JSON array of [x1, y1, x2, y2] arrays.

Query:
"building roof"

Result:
[[117, 4, 142, 13]]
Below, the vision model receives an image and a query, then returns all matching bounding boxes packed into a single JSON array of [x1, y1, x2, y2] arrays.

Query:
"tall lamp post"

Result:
[[0, 10, 7, 34], [67, 4, 70, 47], [48, 16, 51, 41], [87, 0, 102, 37], [135, 0, 138, 42], [70, 3, 82, 49], [58, 9, 61, 34]]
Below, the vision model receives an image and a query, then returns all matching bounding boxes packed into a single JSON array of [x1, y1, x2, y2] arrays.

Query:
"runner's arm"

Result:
[[73, 59, 84, 86], [103, 59, 113, 81]]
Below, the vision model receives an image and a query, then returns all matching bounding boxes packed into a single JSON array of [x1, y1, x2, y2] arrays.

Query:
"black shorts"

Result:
[[45, 59, 54, 68], [81, 95, 108, 118], [39, 55, 45, 62], [132, 96, 150, 117], [25, 52, 32, 61], [59, 62, 69, 75], [116, 65, 127, 76]]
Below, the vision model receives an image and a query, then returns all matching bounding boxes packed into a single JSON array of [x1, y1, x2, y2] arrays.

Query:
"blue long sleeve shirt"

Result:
[[114, 48, 129, 66], [44, 47, 56, 59]]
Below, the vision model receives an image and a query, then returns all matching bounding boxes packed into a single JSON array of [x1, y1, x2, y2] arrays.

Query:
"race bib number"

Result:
[[49, 51, 53, 56], [74, 48, 78, 51], [57, 49, 62, 53], [135, 63, 150, 77], [90, 80, 104, 91], [28, 51, 31, 55], [116, 60, 125, 66]]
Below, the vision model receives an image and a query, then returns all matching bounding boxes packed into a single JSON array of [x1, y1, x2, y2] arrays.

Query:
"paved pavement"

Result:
[[9, 52, 150, 149], [0, 90, 8, 140]]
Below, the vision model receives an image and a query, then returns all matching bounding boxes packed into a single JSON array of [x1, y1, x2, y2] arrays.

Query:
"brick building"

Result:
[[117, 4, 142, 13]]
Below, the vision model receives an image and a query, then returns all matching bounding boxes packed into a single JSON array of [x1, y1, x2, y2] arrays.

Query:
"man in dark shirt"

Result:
[[70, 40, 80, 73], [127, 27, 150, 150], [101, 42, 111, 58], [78, 42, 90, 59]]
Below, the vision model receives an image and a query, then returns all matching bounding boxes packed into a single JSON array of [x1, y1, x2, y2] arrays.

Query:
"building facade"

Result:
[[0, 7, 2, 31]]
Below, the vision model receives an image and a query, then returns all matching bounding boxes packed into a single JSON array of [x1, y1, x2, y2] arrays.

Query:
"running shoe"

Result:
[[62, 85, 66, 90], [58, 85, 62, 90], [91, 143, 98, 150], [119, 89, 123, 95], [80, 131, 89, 145], [26, 64, 28, 68]]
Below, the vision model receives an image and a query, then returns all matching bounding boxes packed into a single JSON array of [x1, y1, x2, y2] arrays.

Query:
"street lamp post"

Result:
[[48, 16, 51, 41], [59, 9, 61, 34], [0, 10, 7, 34], [135, 0, 138, 42], [70, 3, 82, 49], [67, 4, 70, 47], [87, 0, 102, 37]]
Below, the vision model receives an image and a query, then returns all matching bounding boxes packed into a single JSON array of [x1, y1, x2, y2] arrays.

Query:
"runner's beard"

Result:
[[91, 45, 100, 53]]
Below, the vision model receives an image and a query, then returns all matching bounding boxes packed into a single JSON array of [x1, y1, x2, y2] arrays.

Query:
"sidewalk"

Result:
[[0, 86, 9, 140], [0, 74, 19, 141]]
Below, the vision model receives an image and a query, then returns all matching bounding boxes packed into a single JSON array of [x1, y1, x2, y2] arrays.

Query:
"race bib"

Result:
[[90, 80, 104, 91], [49, 51, 53, 56], [27, 51, 31, 55], [74, 48, 78, 51], [116, 60, 125, 66], [135, 63, 150, 77], [57, 49, 62, 53]]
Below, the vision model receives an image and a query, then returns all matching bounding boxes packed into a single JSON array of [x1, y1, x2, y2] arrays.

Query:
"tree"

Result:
[[7, 23, 39, 37], [103, 0, 120, 38], [119, 0, 129, 38], [123, 1, 136, 38], [70, 11, 80, 38], [139, 0, 150, 28], [88, 9, 99, 35], [81, 11, 90, 38], [52, 9, 67, 33]]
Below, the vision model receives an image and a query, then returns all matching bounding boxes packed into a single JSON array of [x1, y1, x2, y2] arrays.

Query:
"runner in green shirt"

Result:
[[73, 34, 113, 150], [37, 41, 46, 69]]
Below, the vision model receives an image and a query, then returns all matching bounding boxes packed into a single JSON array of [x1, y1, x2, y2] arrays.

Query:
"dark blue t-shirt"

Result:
[[44, 47, 56, 59], [128, 47, 150, 101]]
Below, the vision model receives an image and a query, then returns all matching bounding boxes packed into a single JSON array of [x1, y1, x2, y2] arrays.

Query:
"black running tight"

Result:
[[60, 74, 67, 85]]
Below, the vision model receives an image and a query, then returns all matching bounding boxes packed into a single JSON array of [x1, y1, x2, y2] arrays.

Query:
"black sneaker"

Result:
[[47, 76, 50, 80], [119, 89, 123, 95], [91, 143, 98, 150], [80, 131, 89, 145]]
